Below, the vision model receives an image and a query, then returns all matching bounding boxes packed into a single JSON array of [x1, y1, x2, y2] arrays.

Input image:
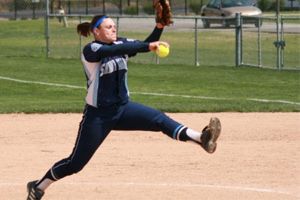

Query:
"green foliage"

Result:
[[189, 1, 202, 15], [257, 0, 286, 11], [125, 5, 138, 15], [257, 0, 272, 11], [269, 0, 286, 11], [110, 0, 120, 6], [143, 3, 154, 15]]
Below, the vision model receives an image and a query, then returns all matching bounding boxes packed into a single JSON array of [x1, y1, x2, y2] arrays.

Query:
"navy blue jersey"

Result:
[[81, 27, 163, 108]]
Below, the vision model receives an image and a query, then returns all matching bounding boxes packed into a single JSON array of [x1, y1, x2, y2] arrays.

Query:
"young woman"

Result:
[[26, 15, 221, 200]]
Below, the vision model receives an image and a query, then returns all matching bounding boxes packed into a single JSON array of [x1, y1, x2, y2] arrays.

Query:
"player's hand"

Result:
[[156, 23, 165, 29], [149, 41, 169, 52]]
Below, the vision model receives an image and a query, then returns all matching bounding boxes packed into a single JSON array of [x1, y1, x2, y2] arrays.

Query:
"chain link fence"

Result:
[[240, 15, 300, 70], [1, 0, 299, 20], [0, 0, 299, 70], [0, 0, 46, 20], [0, 0, 210, 20], [42, 13, 300, 70]]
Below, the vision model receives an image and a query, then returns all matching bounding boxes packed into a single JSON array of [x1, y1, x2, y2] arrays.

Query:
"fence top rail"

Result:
[[47, 14, 299, 20], [47, 14, 238, 20], [47, 14, 201, 19]]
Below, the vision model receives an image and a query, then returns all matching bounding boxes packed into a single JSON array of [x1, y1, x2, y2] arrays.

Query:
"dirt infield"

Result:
[[1, 113, 299, 200]]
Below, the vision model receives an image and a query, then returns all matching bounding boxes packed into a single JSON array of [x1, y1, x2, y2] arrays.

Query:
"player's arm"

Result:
[[144, 25, 164, 43], [83, 42, 150, 62], [144, 0, 172, 42]]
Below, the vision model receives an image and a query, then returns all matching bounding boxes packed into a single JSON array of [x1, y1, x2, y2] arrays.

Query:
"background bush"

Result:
[[125, 5, 138, 15], [143, 3, 154, 15], [269, 0, 286, 11], [189, 1, 202, 15], [257, 0, 271, 11]]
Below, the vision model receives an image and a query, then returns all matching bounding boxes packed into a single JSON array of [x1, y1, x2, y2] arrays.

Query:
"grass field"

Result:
[[0, 19, 299, 113], [0, 56, 299, 113], [1, 18, 299, 68]]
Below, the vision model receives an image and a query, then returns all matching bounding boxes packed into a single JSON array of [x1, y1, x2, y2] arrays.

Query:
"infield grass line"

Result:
[[1, 76, 299, 106]]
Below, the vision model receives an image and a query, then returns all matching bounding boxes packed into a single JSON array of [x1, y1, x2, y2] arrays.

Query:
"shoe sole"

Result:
[[207, 117, 221, 153]]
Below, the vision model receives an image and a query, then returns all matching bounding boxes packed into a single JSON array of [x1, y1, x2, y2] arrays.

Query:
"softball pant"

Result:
[[50, 101, 183, 180]]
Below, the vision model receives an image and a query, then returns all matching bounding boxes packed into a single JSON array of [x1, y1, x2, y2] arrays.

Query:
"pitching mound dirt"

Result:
[[0, 112, 299, 200]]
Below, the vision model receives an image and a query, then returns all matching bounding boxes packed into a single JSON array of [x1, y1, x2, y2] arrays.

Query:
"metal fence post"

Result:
[[32, 2, 36, 19], [185, 0, 188, 15], [235, 13, 241, 67], [119, 0, 122, 15], [79, 15, 82, 59], [280, 16, 284, 69], [46, 0, 50, 58], [14, 0, 17, 20], [116, 17, 120, 37], [68, 1, 71, 14], [195, 18, 199, 66], [258, 17, 262, 67], [240, 16, 243, 64], [86, 0, 88, 15], [137, 0, 139, 15], [156, 54, 160, 65], [103, 0, 106, 14], [276, 15, 280, 69]]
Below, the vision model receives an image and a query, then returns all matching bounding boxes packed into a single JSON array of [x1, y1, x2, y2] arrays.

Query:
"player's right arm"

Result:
[[83, 42, 150, 62]]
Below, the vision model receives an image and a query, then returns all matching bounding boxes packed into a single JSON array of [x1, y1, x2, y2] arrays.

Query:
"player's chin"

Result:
[[111, 35, 117, 41]]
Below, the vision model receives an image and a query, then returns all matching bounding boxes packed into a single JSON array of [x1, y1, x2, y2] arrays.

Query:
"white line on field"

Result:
[[0, 76, 85, 89], [0, 181, 299, 197], [0, 76, 299, 105]]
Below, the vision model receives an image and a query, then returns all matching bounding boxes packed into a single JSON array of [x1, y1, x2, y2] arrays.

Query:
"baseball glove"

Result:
[[154, 0, 173, 26]]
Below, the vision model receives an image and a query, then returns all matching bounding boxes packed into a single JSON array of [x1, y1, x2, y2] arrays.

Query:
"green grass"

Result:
[[1, 19, 299, 69], [0, 19, 299, 113], [0, 56, 299, 113], [263, 11, 300, 15]]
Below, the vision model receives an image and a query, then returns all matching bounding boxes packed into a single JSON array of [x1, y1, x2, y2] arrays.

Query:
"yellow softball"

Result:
[[156, 44, 170, 58]]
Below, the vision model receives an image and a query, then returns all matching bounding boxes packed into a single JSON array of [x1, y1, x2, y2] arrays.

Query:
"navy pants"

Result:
[[50, 101, 182, 180]]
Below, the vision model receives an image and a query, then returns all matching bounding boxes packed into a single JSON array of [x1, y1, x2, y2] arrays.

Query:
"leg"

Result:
[[27, 105, 114, 199], [114, 102, 221, 153], [114, 101, 181, 137], [50, 112, 112, 179]]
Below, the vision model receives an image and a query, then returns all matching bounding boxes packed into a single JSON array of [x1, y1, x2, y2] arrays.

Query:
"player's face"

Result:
[[98, 18, 117, 43]]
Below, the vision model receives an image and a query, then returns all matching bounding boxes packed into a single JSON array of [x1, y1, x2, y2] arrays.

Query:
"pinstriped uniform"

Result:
[[49, 27, 185, 180]]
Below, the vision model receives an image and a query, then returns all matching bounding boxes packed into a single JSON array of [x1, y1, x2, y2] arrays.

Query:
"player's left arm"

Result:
[[144, 25, 164, 43]]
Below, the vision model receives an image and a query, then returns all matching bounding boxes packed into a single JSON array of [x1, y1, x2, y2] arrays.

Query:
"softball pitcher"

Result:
[[26, 6, 221, 200]]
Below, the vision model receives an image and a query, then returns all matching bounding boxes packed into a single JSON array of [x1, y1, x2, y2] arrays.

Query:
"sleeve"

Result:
[[144, 26, 164, 43], [83, 41, 150, 62]]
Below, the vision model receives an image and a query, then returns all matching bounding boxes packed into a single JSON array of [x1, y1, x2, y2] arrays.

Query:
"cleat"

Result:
[[26, 180, 44, 200], [200, 117, 221, 154]]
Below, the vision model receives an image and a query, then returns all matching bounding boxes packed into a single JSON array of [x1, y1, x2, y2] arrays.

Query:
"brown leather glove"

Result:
[[154, 0, 173, 26]]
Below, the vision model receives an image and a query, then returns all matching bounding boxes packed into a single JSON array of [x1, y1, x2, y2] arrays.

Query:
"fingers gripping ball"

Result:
[[156, 44, 170, 58]]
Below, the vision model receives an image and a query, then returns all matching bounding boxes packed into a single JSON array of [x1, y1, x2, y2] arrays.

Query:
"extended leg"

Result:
[[27, 105, 114, 199], [115, 101, 221, 153]]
